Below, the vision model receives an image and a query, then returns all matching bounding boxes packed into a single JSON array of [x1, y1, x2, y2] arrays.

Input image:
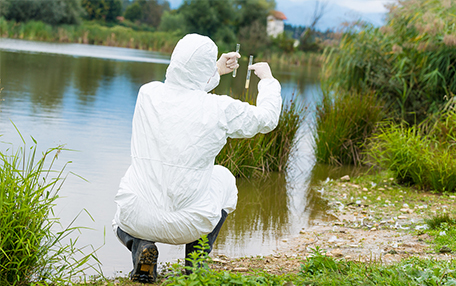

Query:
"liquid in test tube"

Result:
[[245, 55, 253, 89], [232, 43, 240, 78]]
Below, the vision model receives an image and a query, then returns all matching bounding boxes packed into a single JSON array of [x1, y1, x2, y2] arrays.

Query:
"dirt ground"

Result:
[[204, 175, 456, 275]]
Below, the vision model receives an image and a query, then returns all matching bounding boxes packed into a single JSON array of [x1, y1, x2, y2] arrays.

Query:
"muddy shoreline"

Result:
[[206, 174, 456, 275]]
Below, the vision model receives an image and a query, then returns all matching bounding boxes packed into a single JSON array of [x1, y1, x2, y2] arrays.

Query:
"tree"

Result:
[[179, 0, 236, 43], [82, 0, 122, 22], [106, 0, 122, 22], [137, 0, 170, 28], [235, 0, 275, 30], [1, 0, 83, 25], [158, 10, 186, 33], [299, 0, 329, 51], [238, 20, 269, 56], [124, 2, 142, 22], [234, 0, 275, 54]]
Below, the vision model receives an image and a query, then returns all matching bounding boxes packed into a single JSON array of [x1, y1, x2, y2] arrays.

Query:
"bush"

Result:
[[0, 138, 99, 285], [313, 89, 384, 166], [366, 100, 456, 192]]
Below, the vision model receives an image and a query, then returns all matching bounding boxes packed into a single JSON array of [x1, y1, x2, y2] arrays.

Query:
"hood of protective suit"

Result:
[[165, 34, 219, 91]]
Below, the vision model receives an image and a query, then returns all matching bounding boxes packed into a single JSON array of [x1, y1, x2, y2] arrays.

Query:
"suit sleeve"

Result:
[[219, 78, 282, 139]]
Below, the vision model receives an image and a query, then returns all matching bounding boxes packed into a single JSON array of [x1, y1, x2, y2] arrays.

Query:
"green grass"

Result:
[[425, 214, 456, 254], [312, 89, 384, 166], [299, 248, 456, 285], [216, 96, 306, 178], [0, 133, 99, 285], [79, 249, 456, 285]]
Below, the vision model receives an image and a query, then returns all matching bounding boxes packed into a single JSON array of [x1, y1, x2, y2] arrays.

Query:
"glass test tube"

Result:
[[245, 55, 253, 89], [232, 43, 240, 78]]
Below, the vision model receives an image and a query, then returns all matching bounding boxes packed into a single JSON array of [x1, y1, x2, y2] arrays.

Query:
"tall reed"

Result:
[[216, 96, 306, 178], [313, 89, 384, 166], [322, 0, 456, 123], [0, 137, 99, 285]]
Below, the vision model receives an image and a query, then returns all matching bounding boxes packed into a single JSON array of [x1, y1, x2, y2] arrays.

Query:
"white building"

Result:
[[267, 10, 287, 38]]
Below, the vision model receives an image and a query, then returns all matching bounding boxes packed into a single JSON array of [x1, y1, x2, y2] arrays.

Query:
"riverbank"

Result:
[[77, 170, 456, 285], [0, 18, 323, 66]]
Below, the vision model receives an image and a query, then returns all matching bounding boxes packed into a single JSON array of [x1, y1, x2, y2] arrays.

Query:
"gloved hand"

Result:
[[248, 62, 273, 80], [217, 52, 241, 76]]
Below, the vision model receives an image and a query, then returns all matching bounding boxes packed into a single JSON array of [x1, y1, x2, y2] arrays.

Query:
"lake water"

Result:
[[0, 38, 350, 277]]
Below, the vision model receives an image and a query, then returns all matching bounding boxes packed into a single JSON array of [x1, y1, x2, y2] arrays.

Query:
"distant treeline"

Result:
[[0, 0, 337, 56]]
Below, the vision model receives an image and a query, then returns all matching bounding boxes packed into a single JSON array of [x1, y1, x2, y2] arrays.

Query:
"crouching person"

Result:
[[112, 33, 282, 283]]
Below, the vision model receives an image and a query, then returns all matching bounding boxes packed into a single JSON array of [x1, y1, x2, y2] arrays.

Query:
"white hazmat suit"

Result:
[[113, 34, 282, 245]]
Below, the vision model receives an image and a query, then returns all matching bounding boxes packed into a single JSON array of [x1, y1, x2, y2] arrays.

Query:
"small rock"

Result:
[[331, 249, 344, 257], [439, 246, 452, 253], [299, 230, 305, 234], [334, 221, 344, 226], [450, 195, 456, 199], [344, 255, 352, 259], [212, 258, 229, 264], [400, 208, 410, 213], [233, 267, 249, 272], [353, 212, 358, 216], [362, 187, 368, 192], [398, 215, 407, 219], [378, 188, 386, 191], [341, 175, 350, 181], [370, 227, 377, 231]]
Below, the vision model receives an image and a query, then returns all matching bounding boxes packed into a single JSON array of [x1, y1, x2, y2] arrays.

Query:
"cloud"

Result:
[[335, 0, 394, 13]]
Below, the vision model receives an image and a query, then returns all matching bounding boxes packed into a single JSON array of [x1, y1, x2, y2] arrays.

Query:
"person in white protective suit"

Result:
[[112, 33, 282, 283]]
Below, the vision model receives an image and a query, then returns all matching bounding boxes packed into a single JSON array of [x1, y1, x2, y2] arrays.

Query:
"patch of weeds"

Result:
[[425, 213, 456, 253], [300, 248, 456, 285], [163, 236, 298, 285], [426, 213, 456, 230]]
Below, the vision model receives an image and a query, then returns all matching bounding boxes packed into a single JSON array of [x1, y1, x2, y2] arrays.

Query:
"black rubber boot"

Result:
[[117, 227, 159, 283], [185, 209, 227, 274]]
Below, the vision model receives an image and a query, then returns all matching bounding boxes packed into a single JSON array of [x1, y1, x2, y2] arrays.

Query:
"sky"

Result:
[[167, 0, 397, 30]]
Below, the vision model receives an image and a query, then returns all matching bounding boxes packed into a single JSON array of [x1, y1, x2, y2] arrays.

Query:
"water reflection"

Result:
[[0, 39, 329, 276]]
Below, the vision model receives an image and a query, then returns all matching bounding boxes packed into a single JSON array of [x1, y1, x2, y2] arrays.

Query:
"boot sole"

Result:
[[132, 243, 159, 283]]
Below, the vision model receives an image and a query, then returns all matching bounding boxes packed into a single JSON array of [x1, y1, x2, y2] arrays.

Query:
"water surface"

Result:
[[0, 38, 332, 277]]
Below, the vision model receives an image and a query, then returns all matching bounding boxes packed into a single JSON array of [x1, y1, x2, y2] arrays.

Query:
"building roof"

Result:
[[270, 10, 287, 20]]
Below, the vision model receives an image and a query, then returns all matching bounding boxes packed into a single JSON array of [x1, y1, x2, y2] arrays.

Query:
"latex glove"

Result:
[[248, 62, 273, 80], [217, 52, 241, 76]]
